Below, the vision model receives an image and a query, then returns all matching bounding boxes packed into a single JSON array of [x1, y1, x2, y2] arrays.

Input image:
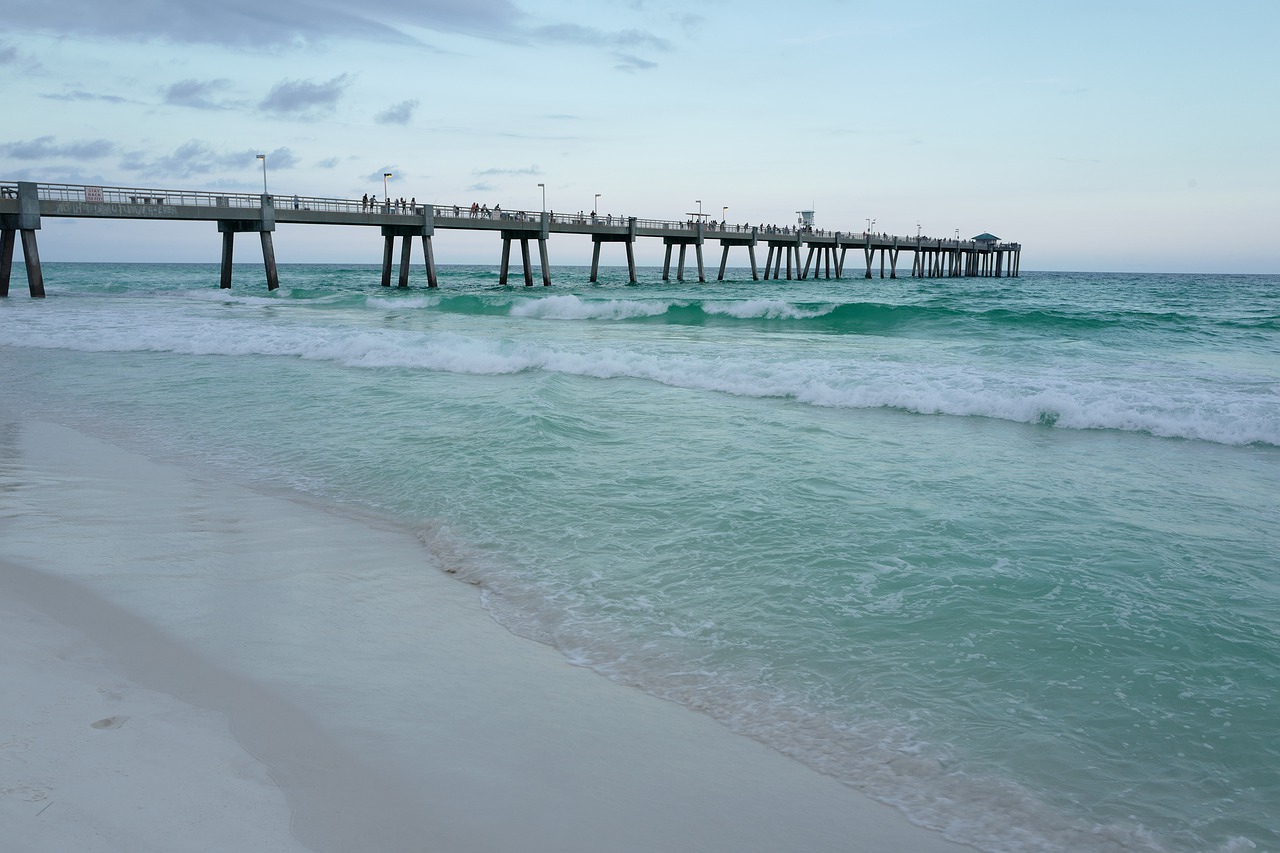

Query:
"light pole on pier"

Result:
[[256, 154, 267, 196], [917, 221, 921, 240], [866, 218, 875, 234], [594, 193, 601, 215], [955, 228, 959, 242], [696, 199, 702, 219], [721, 206, 728, 225], [538, 183, 545, 213], [383, 172, 392, 207]]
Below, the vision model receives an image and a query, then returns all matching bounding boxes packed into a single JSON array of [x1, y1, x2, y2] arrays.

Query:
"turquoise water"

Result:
[[3, 264, 1278, 852]]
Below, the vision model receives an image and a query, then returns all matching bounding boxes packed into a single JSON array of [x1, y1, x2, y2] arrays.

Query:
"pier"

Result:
[[0, 181, 1021, 296]]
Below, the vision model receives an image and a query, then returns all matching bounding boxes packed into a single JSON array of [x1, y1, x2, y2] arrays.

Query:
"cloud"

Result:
[[0, 136, 116, 160], [614, 53, 657, 73], [363, 167, 402, 183], [315, 157, 341, 168], [164, 78, 232, 109], [1, 1, 670, 66], [467, 182, 496, 192], [473, 165, 542, 177], [0, 43, 16, 64], [375, 99, 419, 126], [0, 0, 523, 48], [119, 142, 295, 180], [259, 75, 350, 116], [533, 23, 669, 52], [42, 89, 134, 104]]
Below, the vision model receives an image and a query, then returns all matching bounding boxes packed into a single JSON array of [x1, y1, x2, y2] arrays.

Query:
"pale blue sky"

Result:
[[3, 0, 1277, 272]]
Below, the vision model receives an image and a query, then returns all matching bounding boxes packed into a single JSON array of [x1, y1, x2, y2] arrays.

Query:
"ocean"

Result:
[[2, 263, 1277, 852]]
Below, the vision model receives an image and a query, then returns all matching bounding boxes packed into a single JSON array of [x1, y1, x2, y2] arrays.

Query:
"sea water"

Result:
[[2, 263, 1277, 852]]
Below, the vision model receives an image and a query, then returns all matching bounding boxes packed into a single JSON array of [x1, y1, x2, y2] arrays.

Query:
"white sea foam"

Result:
[[702, 299, 835, 320], [2, 312, 1276, 447], [508, 294, 671, 320]]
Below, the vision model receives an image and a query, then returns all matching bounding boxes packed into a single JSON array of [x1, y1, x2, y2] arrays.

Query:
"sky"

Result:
[[2, 0, 1277, 273]]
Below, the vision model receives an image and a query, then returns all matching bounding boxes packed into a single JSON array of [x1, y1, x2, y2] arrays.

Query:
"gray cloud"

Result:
[[375, 99, 419, 126], [467, 182, 496, 192], [260, 75, 350, 116], [164, 78, 232, 109], [0, 136, 116, 160], [316, 157, 341, 168], [1, 1, 669, 66], [119, 142, 295, 179], [0, 43, 16, 64]]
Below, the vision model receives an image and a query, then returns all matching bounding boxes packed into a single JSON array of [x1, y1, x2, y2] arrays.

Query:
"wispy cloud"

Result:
[[42, 89, 134, 104], [473, 165, 543, 177], [614, 53, 657, 73]]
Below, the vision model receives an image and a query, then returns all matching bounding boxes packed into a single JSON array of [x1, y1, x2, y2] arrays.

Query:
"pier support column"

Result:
[[662, 244, 673, 281], [0, 228, 14, 297], [2, 182, 45, 297], [864, 246, 874, 279], [422, 235, 438, 288], [588, 229, 638, 283], [889, 247, 900, 279], [18, 231, 43, 297], [216, 199, 276, 291], [381, 234, 395, 286], [712, 233, 759, 281], [220, 231, 234, 289], [677, 244, 688, 281], [398, 233, 413, 287], [259, 231, 279, 290], [520, 237, 534, 286], [500, 237, 513, 285], [538, 238, 551, 286], [0, 229, 39, 297]]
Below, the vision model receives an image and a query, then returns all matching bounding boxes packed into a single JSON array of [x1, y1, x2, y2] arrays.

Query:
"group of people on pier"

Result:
[[361, 194, 417, 213]]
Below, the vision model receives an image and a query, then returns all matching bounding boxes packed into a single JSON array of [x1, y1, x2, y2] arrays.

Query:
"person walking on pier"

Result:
[[362, 193, 368, 210]]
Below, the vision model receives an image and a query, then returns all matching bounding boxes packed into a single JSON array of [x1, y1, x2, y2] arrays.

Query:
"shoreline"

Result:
[[1, 416, 972, 852]]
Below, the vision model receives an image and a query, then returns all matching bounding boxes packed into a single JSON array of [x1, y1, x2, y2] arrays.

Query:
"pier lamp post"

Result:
[[721, 206, 728, 225], [696, 199, 702, 219], [917, 221, 921, 240], [594, 193, 601, 215], [955, 228, 959, 242], [383, 172, 392, 209], [256, 154, 267, 196], [538, 182, 545, 213]]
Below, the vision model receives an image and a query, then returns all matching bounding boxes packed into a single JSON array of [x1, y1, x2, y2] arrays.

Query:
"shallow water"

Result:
[[3, 264, 1278, 852]]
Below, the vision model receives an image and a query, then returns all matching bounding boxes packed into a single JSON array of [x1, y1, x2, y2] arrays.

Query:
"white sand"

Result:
[[0, 418, 972, 853]]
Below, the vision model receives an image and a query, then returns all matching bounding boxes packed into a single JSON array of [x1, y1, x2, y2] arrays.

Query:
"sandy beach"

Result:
[[0, 416, 971, 853]]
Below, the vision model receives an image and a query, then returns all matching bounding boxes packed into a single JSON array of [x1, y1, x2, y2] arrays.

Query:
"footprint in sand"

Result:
[[90, 716, 127, 729]]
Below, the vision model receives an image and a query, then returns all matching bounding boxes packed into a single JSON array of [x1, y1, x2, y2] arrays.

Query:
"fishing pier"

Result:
[[1, 181, 1021, 296]]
